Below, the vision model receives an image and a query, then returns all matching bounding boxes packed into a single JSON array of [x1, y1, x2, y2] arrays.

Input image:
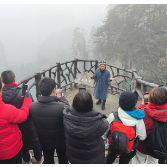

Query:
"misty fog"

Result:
[[0, 4, 108, 82]]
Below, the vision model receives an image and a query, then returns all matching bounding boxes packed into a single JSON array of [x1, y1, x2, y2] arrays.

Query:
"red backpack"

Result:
[[108, 112, 139, 155]]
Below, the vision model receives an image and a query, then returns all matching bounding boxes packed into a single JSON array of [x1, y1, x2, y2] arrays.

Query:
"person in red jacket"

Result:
[[0, 77, 32, 164], [132, 86, 167, 164]]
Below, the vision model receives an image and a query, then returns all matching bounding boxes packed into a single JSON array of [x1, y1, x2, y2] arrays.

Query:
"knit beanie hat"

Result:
[[99, 59, 106, 66], [119, 91, 136, 111]]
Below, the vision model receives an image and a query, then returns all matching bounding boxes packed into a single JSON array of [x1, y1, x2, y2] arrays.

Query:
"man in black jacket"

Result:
[[29, 77, 69, 164], [1, 70, 42, 164]]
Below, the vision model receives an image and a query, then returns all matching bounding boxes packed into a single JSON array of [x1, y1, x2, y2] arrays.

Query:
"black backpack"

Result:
[[144, 119, 167, 159]]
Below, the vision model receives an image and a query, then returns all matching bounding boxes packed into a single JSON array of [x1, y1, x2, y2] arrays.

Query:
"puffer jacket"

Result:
[[137, 103, 167, 155], [63, 106, 109, 164], [2, 85, 40, 150], [0, 96, 32, 160], [30, 96, 69, 149]]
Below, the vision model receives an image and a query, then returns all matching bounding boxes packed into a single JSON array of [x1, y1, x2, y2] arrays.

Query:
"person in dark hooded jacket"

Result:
[[1, 70, 42, 164], [29, 77, 69, 164], [63, 90, 109, 164]]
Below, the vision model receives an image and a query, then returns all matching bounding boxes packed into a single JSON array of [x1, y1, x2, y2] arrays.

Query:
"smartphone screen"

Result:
[[22, 84, 28, 97], [79, 88, 86, 92], [56, 88, 62, 97], [144, 94, 149, 104]]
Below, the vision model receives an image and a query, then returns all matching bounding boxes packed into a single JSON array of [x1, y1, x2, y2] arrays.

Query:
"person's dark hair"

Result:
[[39, 77, 56, 96], [1, 70, 15, 84], [0, 77, 2, 90], [149, 87, 167, 105], [73, 91, 93, 113]]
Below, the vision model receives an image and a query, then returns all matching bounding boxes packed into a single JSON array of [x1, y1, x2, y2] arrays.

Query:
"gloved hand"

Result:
[[25, 91, 31, 98]]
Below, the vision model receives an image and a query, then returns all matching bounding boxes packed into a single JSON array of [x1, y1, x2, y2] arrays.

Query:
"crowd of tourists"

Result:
[[0, 69, 167, 164]]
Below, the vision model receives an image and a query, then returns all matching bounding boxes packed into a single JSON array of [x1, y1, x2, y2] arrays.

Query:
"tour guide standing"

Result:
[[89, 60, 115, 110]]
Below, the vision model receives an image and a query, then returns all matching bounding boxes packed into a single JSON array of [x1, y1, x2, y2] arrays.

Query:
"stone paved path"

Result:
[[64, 84, 141, 117]]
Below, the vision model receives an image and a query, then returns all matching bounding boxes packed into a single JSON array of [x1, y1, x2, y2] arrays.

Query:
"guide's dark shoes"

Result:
[[96, 99, 101, 105], [102, 101, 105, 110]]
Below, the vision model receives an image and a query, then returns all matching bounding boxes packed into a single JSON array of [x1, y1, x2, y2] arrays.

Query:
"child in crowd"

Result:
[[104, 91, 146, 164]]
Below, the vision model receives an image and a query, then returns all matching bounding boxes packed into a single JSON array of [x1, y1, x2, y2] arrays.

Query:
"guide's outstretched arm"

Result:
[[89, 70, 97, 79]]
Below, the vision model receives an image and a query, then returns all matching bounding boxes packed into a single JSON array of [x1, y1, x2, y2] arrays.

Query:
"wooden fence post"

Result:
[[143, 85, 147, 92], [74, 59, 78, 79], [57, 62, 61, 88], [35, 73, 41, 99], [95, 60, 98, 70]]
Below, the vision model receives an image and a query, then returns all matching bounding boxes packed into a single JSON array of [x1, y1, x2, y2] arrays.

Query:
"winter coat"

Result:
[[92, 68, 111, 100], [63, 106, 109, 164], [137, 103, 167, 155], [2, 85, 40, 151], [103, 107, 147, 142], [30, 96, 69, 149], [0, 96, 32, 160]]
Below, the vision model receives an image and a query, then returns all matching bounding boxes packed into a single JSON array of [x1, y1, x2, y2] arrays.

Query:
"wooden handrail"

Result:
[[16, 59, 166, 101]]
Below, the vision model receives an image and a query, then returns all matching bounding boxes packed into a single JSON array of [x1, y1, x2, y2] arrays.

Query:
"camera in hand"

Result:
[[56, 88, 62, 97], [143, 92, 149, 104], [22, 83, 28, 97]]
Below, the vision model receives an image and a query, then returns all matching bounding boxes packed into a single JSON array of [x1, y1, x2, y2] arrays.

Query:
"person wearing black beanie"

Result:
[[119, 91, 136, 111]]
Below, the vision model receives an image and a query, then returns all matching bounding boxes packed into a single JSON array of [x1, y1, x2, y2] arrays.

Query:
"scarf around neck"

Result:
[[148, 102, 167, 110], [4, 83, 18, 87]]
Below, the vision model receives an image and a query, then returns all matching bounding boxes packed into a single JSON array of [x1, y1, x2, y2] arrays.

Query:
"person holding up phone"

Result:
[[0, 77, 32, 164], [30, 77, 69, 164], [88, 59, 115, 110], [1, 70, 42, 164], [132, 86, 167, 164]]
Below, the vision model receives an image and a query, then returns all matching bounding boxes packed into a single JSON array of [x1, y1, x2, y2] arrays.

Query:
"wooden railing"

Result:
[[16, 59, 167, 102]]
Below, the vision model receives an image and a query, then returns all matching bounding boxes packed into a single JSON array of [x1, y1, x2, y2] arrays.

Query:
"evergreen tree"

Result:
[[94, 4, 167, 85]]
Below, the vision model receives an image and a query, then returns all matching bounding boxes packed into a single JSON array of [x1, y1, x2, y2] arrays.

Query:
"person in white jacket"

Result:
[[103, 91, 147, 164]]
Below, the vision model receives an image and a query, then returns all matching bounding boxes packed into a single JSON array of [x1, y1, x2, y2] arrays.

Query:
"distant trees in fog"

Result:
[[72, 27, 88, 60], [0, 41, 7, 72], [94, 4, 167, 85]]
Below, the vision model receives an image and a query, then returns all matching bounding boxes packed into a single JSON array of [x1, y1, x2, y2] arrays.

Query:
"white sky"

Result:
[[0, 4, 108, 64]]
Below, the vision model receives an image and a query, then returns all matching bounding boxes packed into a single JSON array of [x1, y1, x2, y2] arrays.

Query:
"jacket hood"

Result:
[[38, 95, 59, 103], [118, 107, 144, 126], [123, 109, 145, 120], [63, 106, 104, 138], [2, 86, 20, 104]]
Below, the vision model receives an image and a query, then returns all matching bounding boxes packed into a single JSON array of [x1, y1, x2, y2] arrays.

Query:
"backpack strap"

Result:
[[127, 125, 137, 141], [112, 111, 122, 122], [106, 111, 119, 139]]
